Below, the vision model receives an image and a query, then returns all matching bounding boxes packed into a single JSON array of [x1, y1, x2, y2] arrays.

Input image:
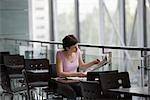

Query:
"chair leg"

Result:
[[1, 92, 6, 100], [42, 90, 44, 100], [1, 92, 13, 100]]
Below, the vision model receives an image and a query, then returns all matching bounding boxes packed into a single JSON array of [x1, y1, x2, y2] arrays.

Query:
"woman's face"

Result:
[[67, 44, 78, 52]]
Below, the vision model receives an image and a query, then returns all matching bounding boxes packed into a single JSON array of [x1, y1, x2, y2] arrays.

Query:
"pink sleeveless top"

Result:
[[57, 49, 80, 72]]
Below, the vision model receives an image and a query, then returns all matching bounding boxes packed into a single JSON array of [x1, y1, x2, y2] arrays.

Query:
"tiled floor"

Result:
[[0, 85, 64, 100], [0, 83, 149, 100]]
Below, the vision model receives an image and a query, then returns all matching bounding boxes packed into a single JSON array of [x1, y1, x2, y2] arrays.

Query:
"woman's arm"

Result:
[[56, 52, 86, 78], [78, 50, 100, 68], [79, 56, 100, 68]]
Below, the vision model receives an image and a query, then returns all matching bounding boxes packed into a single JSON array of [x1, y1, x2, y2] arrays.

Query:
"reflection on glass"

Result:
[[56, 0, 76, 41], [125, 0, 138, 47], [79, 0, 99, 44], [79, 0, 100, 64], [146, 0, 150, 47]]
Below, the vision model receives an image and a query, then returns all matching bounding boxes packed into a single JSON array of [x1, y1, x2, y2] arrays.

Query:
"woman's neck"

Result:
[[64, 50, 73, 57]]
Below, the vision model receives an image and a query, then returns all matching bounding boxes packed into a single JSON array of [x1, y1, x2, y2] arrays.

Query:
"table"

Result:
[[53, 77, 87, 84], [27, 69, 48, 74], [108, 87, 150, 98], [6, 65, 24, 68], [53, 77, 87, 99]]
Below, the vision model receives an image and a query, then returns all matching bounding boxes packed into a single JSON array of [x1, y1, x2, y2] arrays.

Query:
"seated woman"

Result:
[[56, 34, 104, 99]]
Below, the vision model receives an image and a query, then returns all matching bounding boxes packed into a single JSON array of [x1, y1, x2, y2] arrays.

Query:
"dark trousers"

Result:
[[57, 82, 82, 99]]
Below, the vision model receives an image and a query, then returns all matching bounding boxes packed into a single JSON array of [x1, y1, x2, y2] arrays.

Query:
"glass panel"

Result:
[[0, 0, 28, 38], [31, 0, 50, 41], [56, 0, 76, 41], [103, 0, 119, 46], [79, 0, 100, 63], [146, 0, 150, 47], [125, 0, 138, 47], [79, 0, 99, 44]]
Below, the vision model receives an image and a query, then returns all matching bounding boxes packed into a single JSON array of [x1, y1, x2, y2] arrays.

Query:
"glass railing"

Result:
[[1, 38, 150, 87]]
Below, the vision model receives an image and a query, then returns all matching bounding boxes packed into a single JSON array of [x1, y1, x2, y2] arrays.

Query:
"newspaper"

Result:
[[84, 57, 108, 74]]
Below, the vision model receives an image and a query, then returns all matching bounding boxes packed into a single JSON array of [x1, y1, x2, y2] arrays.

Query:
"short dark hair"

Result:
[[62, 35, 78, 51]]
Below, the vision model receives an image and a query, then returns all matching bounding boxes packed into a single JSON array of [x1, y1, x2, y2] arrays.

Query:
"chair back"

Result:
[[80, 81, 103, 100], [0, 52, 10, 64], [0, 52, 11, 91], [117, 72, 132, 99], [99, 72, 131, 99], [99, 72, 119, 98], [49, 64, 57, 78], [24, 59, 50, 83], [25, 59, 49, 70], [1, 64, 11, 91], [48, 64, 57, 92], [87, 70, 118, 81], [117, 72, 131, 88], [3, 55, 24, 74]]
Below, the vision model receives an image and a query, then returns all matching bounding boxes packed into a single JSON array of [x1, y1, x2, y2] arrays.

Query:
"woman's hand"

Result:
[[78, 72, 86, 77], [93, 59, 100, 64]]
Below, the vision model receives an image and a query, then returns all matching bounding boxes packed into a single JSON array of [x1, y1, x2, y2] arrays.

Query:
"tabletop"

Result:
[[27, 69, 49, 73], [53, 77, 87, 84], [108, 87, 150, 98]]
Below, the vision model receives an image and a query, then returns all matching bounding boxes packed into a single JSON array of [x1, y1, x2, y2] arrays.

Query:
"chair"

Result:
[[22, 69, 38, 100], [3, 55, 25, 90], [48, 63, 57, 93], [3, 55, 25, 76], [99, 72, 132, 99], [24, 59, 50, 85], [80, 81, 103, 100], [1, 54, 27, 100], [24, 59, 50, 99], [0, 52, 10, 64], [117, 72, 131, 88], [0, 52, 10, 91], [24, 58, 49, 70], [117, 72, 132, 99]]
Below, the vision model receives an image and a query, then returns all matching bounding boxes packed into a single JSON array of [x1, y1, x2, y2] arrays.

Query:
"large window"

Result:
[[31, 0, 50, 41], [55, 0, 76, 41], [146, 0, 150, 47], [79, 0, 100, 44], [28, 0, 149, 87], [125, 0, 138, 47]]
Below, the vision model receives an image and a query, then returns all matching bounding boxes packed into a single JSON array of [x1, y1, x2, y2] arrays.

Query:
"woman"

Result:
[[56, 34, 103, 99], [56, 34, 101, 78]]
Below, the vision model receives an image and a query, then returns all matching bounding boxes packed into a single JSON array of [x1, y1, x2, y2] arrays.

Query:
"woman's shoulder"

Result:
[[77, 48, 81, 54], [56, 50, 64, 56]]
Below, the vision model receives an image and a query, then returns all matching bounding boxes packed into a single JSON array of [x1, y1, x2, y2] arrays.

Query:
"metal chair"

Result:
[[22, 69, 39, 100], [24, 58, 49, 70], [87, 70, 118, 81], [99, 72, 132, 99], [0, 52, 10, 64], [24, 59, 50, 86], [0, 52, 10, 91], [3, 55, 25, 78], [1, 54, 27, 100], [24, 59, 50, 100]]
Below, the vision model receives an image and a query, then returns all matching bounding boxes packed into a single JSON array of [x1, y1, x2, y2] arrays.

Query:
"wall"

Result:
[[0, 0, 29, 39], [0, 0, 29, 51]]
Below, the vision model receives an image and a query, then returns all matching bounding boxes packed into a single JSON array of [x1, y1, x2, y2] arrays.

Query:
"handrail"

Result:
[[1, 37, 150, 87], [0, 38, 62, 45], [1, 38, 150, 51]]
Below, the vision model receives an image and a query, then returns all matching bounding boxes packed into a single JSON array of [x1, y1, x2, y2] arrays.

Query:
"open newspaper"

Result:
[[84, 56, 108, 74], [66, 77, 87, 81]]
